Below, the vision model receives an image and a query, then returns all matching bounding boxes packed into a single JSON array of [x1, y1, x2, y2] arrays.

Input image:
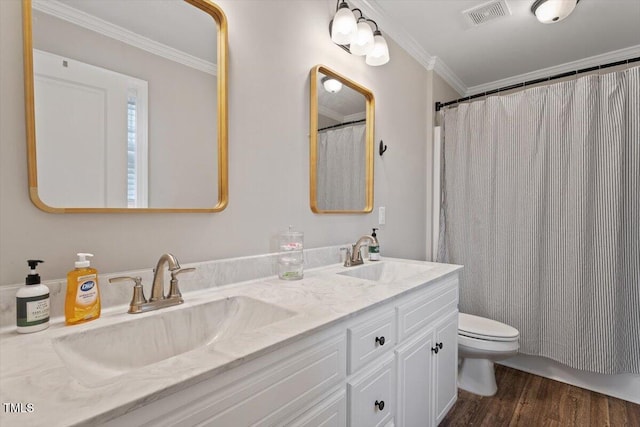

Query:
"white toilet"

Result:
[[457, 313, 520, 396]]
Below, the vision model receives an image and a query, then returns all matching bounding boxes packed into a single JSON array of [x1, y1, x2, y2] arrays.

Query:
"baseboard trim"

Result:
[[498, 354, 640, 404]]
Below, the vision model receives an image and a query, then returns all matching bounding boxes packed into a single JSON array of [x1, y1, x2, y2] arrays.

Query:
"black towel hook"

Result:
[[379, 140, 387, 156]]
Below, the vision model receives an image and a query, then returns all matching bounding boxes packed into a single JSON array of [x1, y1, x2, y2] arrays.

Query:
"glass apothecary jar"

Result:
[[278, 227, 303, 280]]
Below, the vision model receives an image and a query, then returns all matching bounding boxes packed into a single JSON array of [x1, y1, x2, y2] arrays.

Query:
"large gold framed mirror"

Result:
[[309, 65, 374, 214], [22, 0, 228, 213]]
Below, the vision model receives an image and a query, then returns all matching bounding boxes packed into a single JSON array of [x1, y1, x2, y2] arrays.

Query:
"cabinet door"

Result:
[[348, 354, 395, 427], [395, 328, 435, 427], [434, 310, 458, 424]]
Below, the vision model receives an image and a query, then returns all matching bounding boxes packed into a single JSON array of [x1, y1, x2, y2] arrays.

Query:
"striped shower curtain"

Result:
[[317, 124, 366, 210], [438, 66, 640, 374]]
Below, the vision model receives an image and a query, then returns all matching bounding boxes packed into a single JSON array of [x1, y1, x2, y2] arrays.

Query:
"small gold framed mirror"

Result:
[[309, 65, 374, 214], [22, 0, 228, 213]]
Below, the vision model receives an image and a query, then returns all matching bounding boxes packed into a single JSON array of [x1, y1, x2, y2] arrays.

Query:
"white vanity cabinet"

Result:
[[105, 273, 459, 427], [396, 276, 459, 426]]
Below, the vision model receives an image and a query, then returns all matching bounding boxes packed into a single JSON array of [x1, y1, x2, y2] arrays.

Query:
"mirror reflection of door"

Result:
[[34, 50, 149, 208], [27, 0, 224, 210], [310, 65, 374, 214]]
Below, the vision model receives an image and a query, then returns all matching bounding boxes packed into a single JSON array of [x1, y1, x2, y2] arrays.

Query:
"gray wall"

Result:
[[0, 0, 431, 284]]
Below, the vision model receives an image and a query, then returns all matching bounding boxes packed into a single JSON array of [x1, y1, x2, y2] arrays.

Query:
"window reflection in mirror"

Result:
[[309, 65, 374, 213], [23, 0, 228, 212]]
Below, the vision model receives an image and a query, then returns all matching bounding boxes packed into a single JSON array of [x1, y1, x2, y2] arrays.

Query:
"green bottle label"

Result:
[[17, 294, 50, 327]]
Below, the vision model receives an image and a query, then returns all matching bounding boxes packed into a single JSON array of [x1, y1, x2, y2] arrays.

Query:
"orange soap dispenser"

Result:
[[65, 253, 101, 325]]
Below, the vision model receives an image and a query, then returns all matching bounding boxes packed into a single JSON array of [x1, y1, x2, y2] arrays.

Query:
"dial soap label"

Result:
[[75, 274, 98, 306]]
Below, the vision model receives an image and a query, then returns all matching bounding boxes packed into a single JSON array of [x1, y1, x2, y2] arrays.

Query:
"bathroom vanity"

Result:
[[0, 252, 461, 427]]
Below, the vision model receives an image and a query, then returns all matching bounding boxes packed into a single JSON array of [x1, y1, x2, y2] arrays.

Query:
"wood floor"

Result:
[[440, 365, 640, 427]]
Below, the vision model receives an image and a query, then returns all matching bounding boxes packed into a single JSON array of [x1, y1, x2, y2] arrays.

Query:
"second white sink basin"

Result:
[[52, 296, 295, 386], [338, 260, 434, 283]]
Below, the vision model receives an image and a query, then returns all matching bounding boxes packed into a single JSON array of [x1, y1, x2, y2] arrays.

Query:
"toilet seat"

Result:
[[458, 313, 519, 342], [457, 313, 520, 396], [458, 334, 519, 354]]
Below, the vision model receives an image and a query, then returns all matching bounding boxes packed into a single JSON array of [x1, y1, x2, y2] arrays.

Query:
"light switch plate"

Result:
[[379, 207, 386, 225]]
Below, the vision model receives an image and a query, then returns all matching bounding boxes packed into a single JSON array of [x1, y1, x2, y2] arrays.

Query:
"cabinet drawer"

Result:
[[397, 278, 457, 341], [348, 354, 395, 427], [286, 389, 346, 427], [348, 309, 396, 373]]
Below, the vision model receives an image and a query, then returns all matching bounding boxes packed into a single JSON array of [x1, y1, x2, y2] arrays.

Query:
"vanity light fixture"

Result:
[[329, 0, 390, 66], [321, 76, 343, 93], [331, 1, 357, 44], [531, 0, 580, 24]]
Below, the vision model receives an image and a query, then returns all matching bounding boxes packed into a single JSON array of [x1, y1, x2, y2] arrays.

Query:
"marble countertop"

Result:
[[0, 257, 461, 427]]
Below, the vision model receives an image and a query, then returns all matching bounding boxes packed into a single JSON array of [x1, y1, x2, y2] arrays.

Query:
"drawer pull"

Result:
[[375, 400, 385, 411], [375, 336, 386, 346]]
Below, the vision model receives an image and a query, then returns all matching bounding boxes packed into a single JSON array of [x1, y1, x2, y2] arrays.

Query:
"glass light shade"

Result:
[[322, 77, 343, 93], [365, 32, 390, 66], [331, 3, 357, 45], [533, 0, 578, 23], [350, 21, 374, 56]]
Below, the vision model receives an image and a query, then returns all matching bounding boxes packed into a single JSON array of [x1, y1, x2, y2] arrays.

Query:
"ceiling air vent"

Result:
[[462, 0, 511, 27]]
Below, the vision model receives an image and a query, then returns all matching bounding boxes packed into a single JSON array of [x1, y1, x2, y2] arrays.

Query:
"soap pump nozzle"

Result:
[[26, 259, 44, 285], [75, 253, 94, 269]]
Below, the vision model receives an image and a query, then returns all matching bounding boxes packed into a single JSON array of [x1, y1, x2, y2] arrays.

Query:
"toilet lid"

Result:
[[459, 313, 519, 342]]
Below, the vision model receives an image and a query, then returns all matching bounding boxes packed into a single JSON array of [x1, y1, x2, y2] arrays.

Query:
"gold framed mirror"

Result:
[[22, 0, 228, 213], [309, 65, 374, 214]]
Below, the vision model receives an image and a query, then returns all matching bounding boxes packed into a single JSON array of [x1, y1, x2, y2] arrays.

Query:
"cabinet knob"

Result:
[[438, 342, 443, 350], [375, 400, 385, 411], [375, 336, 386, 346], [431, 346, 439, 354]]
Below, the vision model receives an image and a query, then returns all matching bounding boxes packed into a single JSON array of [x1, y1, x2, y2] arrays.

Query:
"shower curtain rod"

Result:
[[318, 118, 365, 132], [435, 56, 640, 112]]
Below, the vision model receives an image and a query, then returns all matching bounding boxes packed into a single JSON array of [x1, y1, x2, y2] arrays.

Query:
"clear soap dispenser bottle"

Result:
[[65, 253, 101, 325]]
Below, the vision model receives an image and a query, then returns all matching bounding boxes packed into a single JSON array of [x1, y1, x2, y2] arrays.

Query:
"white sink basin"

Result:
[[52, 296, 295, 386], [337, 260, 434, 283]]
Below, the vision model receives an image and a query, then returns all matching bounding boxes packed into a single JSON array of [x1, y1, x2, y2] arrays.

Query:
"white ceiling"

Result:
[[351, 0, 640, 96]]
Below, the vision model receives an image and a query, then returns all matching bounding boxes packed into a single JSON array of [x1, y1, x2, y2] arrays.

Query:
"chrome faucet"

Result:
[[344, 235, 379, 267], [109, 253, 195, 314]]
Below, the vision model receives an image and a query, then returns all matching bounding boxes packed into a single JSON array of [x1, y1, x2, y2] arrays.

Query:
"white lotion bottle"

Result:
[[16, 260, 50, 333]]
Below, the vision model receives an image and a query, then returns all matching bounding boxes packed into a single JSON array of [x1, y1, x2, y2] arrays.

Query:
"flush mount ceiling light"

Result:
[[329, 0, 390, 66], [531, 0, 580, 24], [321, 76, 343, 93]]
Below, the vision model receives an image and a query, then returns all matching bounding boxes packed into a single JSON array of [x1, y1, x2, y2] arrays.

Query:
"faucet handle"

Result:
[[344, 248, 352, 267], [170, 267, 195, 280], [109, 276, 147, 311], [168, 267, 195, 300]]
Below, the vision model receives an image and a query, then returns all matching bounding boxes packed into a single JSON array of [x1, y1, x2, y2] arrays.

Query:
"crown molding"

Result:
[[432, 57, 467, 96], [349, 0, 434, 70], [318, 105, 345, 123], [343, 1, 640, 100], [32, 0, 216, 76], [350, 0, 465, 95], [465, 44, 640, 96]]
